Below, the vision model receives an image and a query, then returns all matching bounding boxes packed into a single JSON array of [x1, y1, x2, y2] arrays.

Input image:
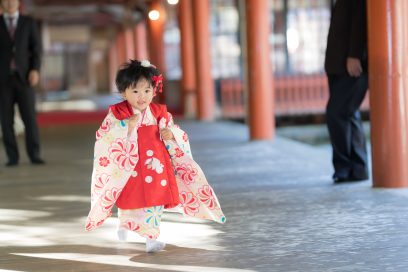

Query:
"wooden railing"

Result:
[[220, 74, 369, 118]]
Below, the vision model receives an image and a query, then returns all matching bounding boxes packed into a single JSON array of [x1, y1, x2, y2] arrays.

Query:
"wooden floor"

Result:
[[1, 121, 408, 272]]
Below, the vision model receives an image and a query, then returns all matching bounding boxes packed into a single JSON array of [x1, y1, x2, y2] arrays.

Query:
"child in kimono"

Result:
[[85, 59, 225, 253]]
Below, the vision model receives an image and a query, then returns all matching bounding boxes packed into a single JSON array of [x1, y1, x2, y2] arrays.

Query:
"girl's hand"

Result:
[[160, 128, 174, 140], [128, 114, 140, 136], [129, 114, 140, 127]]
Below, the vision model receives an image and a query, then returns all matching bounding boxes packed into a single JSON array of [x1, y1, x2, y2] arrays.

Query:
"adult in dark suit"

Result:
[[324, 0, 368, 183], [0, 0, 44, 166]]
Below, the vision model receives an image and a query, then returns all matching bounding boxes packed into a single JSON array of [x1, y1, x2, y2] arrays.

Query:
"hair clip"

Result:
[[141, 60, 151, 67]]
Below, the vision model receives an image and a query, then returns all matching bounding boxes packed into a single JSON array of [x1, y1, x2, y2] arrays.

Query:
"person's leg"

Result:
[[326, 75, 356, 179], [349, 110, 368, 179], [14, 79, 42, 163], [0, 78, 19, 165], [348, 74, 369, 179], [117, 206, 165, 252]]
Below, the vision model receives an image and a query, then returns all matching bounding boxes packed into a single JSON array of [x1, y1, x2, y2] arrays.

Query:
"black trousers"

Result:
[[326, 73, 368, 179], [0, 74, 41, 163]]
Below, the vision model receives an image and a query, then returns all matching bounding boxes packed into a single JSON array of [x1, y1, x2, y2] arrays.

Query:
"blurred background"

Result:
[[1, 0, 363, 127]]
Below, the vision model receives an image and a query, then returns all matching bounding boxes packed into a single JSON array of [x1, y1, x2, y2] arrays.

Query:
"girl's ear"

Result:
[[121, 92, 126, 100]]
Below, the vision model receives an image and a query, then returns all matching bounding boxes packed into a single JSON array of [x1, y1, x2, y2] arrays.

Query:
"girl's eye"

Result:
[[133, 90, 138, 93]]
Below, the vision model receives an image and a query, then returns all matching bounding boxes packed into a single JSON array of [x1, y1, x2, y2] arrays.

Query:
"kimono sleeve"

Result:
[[94, 111, 115, 160], [90, 111, 115, 201], [86, 111, 134, 231], [161, 112, 193, 159], [160, 112, 226, 224]]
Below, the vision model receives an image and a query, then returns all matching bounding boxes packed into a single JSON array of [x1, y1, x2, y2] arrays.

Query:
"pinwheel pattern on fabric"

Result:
[[108, 139, 139, 171]]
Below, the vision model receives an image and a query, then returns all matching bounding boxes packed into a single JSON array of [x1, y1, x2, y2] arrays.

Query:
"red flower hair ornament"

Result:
[[140, 60, 164, 94], [152, 74, 164, 94]]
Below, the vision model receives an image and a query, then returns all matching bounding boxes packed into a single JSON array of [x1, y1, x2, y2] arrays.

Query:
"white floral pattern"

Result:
[[145, 157, 164, 174], [145, 176, 153, 183]]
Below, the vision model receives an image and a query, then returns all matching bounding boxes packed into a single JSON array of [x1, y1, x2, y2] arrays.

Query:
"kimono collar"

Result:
[[109, 100, 134, 120]]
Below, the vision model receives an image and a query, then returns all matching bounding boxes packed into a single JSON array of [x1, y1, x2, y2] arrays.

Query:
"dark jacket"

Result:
[[0, 14, 42, 83], [324, 0, 367, 75]]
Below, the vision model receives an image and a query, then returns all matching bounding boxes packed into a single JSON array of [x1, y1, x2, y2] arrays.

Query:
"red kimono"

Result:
[[113, 102, 180, 209]]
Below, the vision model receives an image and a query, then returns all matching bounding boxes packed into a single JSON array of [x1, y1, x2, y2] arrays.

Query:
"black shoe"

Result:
[[348, 175, 368, 181], [5, 161, 18, 167], [333, 176, 349, 183], [31, 158, 45, 165], [333, 175, 367, 184]]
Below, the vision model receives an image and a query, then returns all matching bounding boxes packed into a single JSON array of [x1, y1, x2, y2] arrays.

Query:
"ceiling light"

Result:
[[148, 10, 160, 20]]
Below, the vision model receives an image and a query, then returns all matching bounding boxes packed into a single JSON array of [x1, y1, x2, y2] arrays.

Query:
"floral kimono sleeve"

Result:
[[86, 111, 139, 231], [160, 112, 226, 224], [160, 112, 193, 159]]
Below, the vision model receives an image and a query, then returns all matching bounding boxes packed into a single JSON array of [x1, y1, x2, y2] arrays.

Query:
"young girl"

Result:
[[85, 59, 225, 253]]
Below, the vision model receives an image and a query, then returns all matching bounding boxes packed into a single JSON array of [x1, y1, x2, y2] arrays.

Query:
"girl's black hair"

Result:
[[115, 59, 161, 93]]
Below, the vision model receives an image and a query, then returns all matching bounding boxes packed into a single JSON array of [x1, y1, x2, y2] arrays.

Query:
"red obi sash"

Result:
[[115, 103, 180, 209]]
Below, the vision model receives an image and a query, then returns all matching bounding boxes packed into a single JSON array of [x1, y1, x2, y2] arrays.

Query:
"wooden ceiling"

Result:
[[25, 0, 149, 25], [31, 0, 145, 6]]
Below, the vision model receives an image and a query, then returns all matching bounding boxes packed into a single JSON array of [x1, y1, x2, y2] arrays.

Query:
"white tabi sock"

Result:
[[117, 227, 128, 242], [145, 238, 166, 253]]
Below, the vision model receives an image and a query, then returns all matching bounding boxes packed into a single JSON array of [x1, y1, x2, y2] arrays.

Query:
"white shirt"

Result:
[[3, 12, 19, 29]]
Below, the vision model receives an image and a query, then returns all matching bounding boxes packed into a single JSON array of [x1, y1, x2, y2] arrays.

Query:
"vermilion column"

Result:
[[192, 0, 215, 121], [109, 42, 118, 92], [116, 31, 127, 66], [147, 0, 166, 103], [124, 27, 135, 60], [134, 21, 149, 60], [367, 1, 408, 187], [245, 0, 274, 140], [179, 0, 197, 118]]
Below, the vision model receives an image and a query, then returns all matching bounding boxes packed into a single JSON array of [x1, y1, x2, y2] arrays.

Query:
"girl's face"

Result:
[[122, 78, 154, 112]]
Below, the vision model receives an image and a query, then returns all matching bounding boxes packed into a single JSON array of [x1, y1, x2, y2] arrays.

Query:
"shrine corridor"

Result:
[[1, 120, 407, 272]]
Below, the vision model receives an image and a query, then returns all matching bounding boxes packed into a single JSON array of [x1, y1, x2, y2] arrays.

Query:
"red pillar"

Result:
[[116, 31, 127, 66], [134, 21, 149, 60], [368, 0, 408, 187], [147, 0, 166, 103], [108, 42, 118, 92], [124, 27, 135, 60], [147, 0, 166, 72], [192, 0, 215, 121], [245, 0, 274, 140], [179, 0, 197, 118]]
